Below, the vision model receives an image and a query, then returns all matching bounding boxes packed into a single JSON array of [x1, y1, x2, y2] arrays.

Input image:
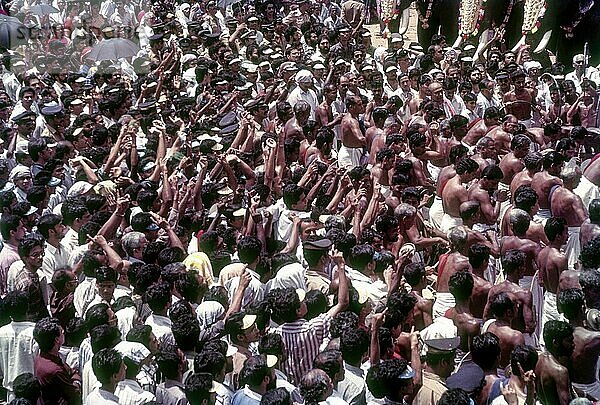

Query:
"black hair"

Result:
[[172, 314, 200, 352], [543, 320, 574, 351], [468, 244, 491, 269], [12, 373, 40, 403], [266, 288, 301, 324], [126, 324, 153, 349], [489, 292, 514, 318], [92, 348, 123, 384], [471, 332, 500, 370], [510, 345, 538, 377], [448, 270, 473, 302], [580, 236, 600, 270], [0, 213, 22, 240], [438, 388, 471, 405], [239, 355, 272, 387], [36, 213, 62, 240], [349, 244, 375, 270], [403, 262, 426, 287], [261, 388, 291, 405], [514, 186, 538, 212], [238, 236, 263, 264], [156, 345, 184, 380], [366, 358, 411, 399], [4, 290, 28, 321], [90, 325, 121, 353], [85, 303, 111, 330], [65, 317, 87, 347], [18, 235, 44, 259], [194, 350, 226, 375], [481, 164, 503, 180], [33, 317, 62, 352], [544, 217, 566, 242], [339, 328, 369, 365], [144, 282, 171, 312], [330, 311, 359, 339], [95, 265, 118, 284], [557, 288, 585, 320]]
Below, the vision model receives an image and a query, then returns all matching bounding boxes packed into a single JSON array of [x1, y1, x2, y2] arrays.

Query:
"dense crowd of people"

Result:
[[0, 0, 599, 404]]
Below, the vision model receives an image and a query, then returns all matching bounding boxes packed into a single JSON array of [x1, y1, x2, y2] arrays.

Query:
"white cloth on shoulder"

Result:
[[573, 175, 599, 211], [573, 381, 600, 401], [565, 226, 581, 271], [432, 292, 455, 319], [533, 208, 551, 225]]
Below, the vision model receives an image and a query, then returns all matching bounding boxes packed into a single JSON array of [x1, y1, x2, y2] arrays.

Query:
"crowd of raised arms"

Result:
[[0, 0, 598, 404]]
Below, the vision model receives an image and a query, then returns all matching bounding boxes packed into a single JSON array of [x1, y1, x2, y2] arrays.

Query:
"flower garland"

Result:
[[378, 0, 400, 37], [417, 0, 435, 29], [458, 0, 486, 38], [497, 0, 515, 43], [522, 0, 546, 35]]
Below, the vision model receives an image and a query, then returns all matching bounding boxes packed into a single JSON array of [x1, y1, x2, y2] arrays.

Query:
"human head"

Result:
[[299, 369, 333, 405], [92, 348, 125, 386], [557, 288, 585, 321], [471, 332, 500, 371], [543, 320, 575, 357], [33, 317, 63, 353], [448, 270, 474, 304]]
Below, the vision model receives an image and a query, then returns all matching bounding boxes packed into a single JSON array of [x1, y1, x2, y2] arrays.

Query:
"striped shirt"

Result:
[[272, 313, 333, 385]]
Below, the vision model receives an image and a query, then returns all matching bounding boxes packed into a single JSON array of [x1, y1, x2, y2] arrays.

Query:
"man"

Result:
[[490, 345, 538, 405], [338, 328, 369, 405], [432, 227, 471, 319], [558, 288, 600, 400], [366, 359, 416, 404], [484, 292, 525, 375], [224, 237, 266, 308], [531, 151, 565, 224], [403, 263, 433, 330], [485, 249, 536, 336], [288, 70, 318, 120], [565, 54, 598, 94], [550, 167, 589, 270], [0, 214, 26, 296], [284, 101, 311, 141], [476, 79, 501, 118], [487, 115, 517, 155], [535, 320, 575, 405], [0, 291, 38, 401], [498, 134, 530, 187], [440, 158, 479, 233], [225, 312, 260, 390], [413, 337, 459, 404], [270, 259, 349, 384], [37, 213, 69, 287], [509, 152, 543, 199], [143, 282, 173, 344], [114, 341, 156, 405], [581, 199, 600, 246], [7, 236, 49, 321], [299, 369, 334, 405], [467, 164, 507, 230], [85, 348, 126, 405], [155, 345, 189, 405], [463, 107, 500, 148], [339, 95, 366, 169], [504, 70, 535, 128], [445, 271, 481, 354], [33, 317, 81, 404], [501, 209, 542, 288], [537, 217, 569, 340], [231, 354, 277, 405]]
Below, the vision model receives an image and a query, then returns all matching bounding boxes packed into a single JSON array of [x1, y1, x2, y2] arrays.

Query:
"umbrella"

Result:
[[87, 38, 140, 61], [30, 4, 60, 16], [0, 15, 29, 49]]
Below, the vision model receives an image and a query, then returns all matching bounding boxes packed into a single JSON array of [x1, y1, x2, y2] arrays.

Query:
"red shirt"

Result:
[[34, 352, 82, 405]]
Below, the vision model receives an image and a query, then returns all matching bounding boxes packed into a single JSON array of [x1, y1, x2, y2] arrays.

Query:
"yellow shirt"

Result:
[[413, 370, 448, 405]]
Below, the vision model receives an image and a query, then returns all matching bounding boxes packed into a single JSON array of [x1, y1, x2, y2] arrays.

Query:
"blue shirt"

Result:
[[231, 386, 262, 405]]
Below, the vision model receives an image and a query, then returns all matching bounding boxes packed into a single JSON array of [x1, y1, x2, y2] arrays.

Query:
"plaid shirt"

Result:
[[11, 265, 49, 321]]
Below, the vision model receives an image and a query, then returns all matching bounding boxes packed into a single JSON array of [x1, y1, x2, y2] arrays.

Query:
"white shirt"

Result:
[[266, 263, 307, 293], [40, 241, 70, 283], [85, 387, 120, 405], [82, 359, 100, 401], [0, 321, 38, 391], [144, 314, 173, 343], [337, 362, 366, 405], [287, 87, 319, 120], [74, 276, 97, 318], [225, 268, 265, 309], [115, 378, 156, 405]]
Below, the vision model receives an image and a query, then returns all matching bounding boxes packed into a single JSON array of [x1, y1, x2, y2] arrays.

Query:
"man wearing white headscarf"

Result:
[[287, 70, 318, 120]]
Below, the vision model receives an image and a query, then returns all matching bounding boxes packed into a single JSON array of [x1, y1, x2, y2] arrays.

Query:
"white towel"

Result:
[[432, 292, 455, 319], [565, 226, 581, 271], [573, 176, 600, 212], [440, 213, 463, 234]]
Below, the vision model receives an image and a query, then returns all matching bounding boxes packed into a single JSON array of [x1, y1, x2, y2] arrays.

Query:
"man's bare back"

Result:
[[531, 171, 562, 210]]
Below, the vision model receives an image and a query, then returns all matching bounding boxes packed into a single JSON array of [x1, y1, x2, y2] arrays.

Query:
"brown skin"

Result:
[[442, 172, 476, 218], [558, 270, 581, 292], [500, 206, 549, 245], [284, 114, 307, 141], [535, 343, 574, 405], [410, 279, 434, 331], [531, 167, 563, 210], [509, 169, 536, 200], [468, 178, 507, 225], [580, 219, 600, 247], [341, 98, 366, 148], [501, 235, 541, 278], [463, 118, 500, 147], [367, 127, 385, 165], [436, 165, 457, 197], [550, 186, 587, 227], [583, 158, 600, 187], [487, 122, 514, 156], [484, 264, 536, 335], [446, 299, 481, 353], [536, 228, 569, 295], [436, 252, 471, 293], [499, 149, 526, 185], [503, 78, 535, 121], [565, 303, 600, 386], [486, 316, 525, 371]]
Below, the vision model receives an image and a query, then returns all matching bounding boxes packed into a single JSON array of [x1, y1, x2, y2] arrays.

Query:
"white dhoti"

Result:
[[533, 208, 551, 225], [338, 145, 364, 169], [429, 196, 444, 229], [498, 182, 511, 226], [432, 292, 455, 319], [574, 176, 600, 211], [521, 273, 544, 344], [540, 291, 564, 347], [427, 161, 441, 183], [573, 381, 600, 400], [565, 226, 581, 271], [440, 213, 463, 234]]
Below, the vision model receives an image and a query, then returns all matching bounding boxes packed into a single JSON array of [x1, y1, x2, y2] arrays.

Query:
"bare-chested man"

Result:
[[550, 167, 589, 270], [484, 292, 525, 375], [558, 288, 600, 400], [339, 95, 366, 169], [440, 158, 479, 233], [284, 100, 310, 140], [502, 209, 541, 283], [460, 201, 500, 258], [432, 226, 471, 319], [537, 217, 569, 343], [406, 131, 436, 187], [536, 320, 575, 405], [510, 152, 543, 199], [371, 148, 394, 192], [531, 151, 565, 223], [581, 199, 600, 247], [485, 249, 536, 333], [471, 136, 497, 174], [501, 185, 548, 244], [430, 145, 469, 229], [463, 107, 501, 147], [403, 262, 433, 331], [499, 134, 531, 187], [316, 83, 343, 130], [446, 270, 481, 353], [467, 165, 508, 230], [466, 243, 494, 318], [487, 114, 518, 156], [504, 70, 536, 128], [366, 107, 390, 165]]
